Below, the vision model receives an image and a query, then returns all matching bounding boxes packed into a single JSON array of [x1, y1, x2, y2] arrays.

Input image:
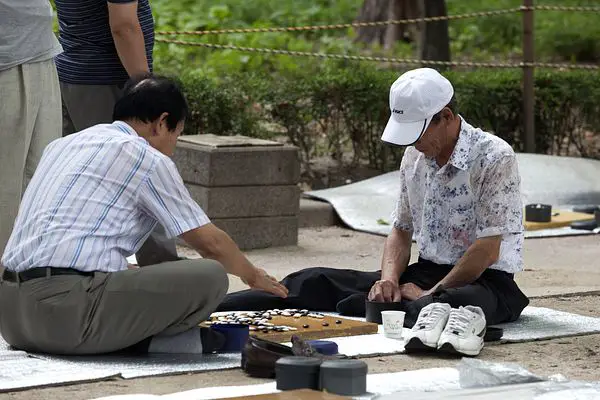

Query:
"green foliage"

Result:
[[177, 71, 264, 138], [447, 0, 600, 62], [150, 0, 600, 77], [152, 0, 364, 76], [446, 69, 600, 157], [174, 64, 600, 173]]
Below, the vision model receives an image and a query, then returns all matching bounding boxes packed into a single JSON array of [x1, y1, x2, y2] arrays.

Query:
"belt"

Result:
[[2, 267, 94, 283]]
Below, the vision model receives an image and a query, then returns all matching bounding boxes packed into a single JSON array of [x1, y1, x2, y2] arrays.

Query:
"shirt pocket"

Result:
[[447, 199, 475, 248]]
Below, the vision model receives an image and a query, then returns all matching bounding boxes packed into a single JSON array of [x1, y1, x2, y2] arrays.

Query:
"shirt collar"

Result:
[[113, 121, 139, 137], [447, 116, 472, 171]]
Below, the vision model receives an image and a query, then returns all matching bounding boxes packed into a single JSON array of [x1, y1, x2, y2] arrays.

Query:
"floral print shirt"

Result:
[[392, 117, 524, 273]]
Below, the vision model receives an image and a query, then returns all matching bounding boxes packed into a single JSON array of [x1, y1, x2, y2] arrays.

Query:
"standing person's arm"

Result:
[[107, 1, 149, 77]]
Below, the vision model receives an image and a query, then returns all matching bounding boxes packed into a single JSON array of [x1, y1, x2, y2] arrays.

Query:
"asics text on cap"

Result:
[[381, 68, 454, 146]]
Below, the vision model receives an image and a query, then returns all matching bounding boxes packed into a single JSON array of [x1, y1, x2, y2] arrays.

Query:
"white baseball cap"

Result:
[[381, 68, 454, 146]]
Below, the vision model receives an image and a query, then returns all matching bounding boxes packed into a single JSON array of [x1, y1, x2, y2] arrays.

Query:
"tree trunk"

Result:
[[355, 0, 421, 47], [420, 0, 451, 69], [355, 0, 451, 69]]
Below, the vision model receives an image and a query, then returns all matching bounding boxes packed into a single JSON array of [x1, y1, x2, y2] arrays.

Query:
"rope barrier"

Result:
[[155, 38, 600, 70], [155, 5, 600, 37], [155, 8, 522, 36]]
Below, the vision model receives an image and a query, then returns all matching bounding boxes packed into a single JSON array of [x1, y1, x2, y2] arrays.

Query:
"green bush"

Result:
[[174, 65, 600, 174], [178, 71, 264, 138]]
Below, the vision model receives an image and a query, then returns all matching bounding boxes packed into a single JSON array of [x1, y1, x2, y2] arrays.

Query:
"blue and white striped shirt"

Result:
[[2, 121, 210, 273]]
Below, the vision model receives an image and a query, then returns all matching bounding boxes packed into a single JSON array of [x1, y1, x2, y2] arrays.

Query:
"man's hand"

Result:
[[243, 267, 289, 298], [368, 280, 402, 302], [399, 282, 425, 301]]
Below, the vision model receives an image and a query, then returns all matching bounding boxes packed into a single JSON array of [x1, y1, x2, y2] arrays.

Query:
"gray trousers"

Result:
[[0, 60, 62, 256], [0, 259, 228, 355], [60, 82, 179, 266]]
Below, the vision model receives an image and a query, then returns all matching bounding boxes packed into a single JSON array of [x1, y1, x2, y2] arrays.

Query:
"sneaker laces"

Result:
[[415, 304, 448, 330], [445, 307, 473, 335]]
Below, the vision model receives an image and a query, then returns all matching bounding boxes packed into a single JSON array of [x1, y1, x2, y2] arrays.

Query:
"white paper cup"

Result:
[[381, 310, 405, 339]]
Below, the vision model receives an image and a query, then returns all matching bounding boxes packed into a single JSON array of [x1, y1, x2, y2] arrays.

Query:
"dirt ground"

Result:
[[3, 227, 600, 400]]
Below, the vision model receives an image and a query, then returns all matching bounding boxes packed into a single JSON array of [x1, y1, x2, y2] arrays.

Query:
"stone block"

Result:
[[299, 198, 340, 228], [211, 216, 298, 250], [186, 184, 300, 219], [173, 135, 300, 187]]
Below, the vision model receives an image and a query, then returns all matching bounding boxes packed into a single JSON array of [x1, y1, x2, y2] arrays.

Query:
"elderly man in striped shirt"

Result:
[[0, 75, 288, 356]]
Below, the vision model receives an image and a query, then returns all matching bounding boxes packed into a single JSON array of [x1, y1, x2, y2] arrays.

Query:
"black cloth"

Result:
[[217, 258, 529, 327]]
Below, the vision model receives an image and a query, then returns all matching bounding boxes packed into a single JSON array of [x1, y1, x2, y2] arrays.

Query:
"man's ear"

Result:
[[158, 112, 170, 132], [442, 107, 454, 122]]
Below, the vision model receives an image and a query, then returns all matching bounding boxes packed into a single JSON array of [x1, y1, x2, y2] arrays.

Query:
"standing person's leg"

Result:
[[0, 60, 61, 256], [59, 82, 122, 134], [59, 83, 180, 265], [0, 259, 228, 355], [135, 224, 180, 266], [26, 60, 62, 190]]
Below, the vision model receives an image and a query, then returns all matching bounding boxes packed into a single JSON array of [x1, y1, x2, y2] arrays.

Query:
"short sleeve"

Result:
[[138, 157, 210, 238], [474, 154, 523, 238], [391, 152, 413, 232]]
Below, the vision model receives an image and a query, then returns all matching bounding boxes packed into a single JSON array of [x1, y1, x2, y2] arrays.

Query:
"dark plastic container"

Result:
[[365, 300, 403, 324], [525, 203, 552, 223], [320, 359, 368, 396], [209, 323, 249, 352], [275, 356, 322, 391]]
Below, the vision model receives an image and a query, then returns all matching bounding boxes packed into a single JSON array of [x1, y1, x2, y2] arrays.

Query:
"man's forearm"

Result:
[[380, 228, 412, 282], [182, 226, 256, 282], [111, 24, 149, 77], [199, 230, 256, 281], [432, 236, 501, 291]]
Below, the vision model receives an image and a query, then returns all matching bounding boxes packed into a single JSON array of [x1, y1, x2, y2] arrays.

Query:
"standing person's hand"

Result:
[[243, 267, 289, 298], [368, 280, 402, 302]]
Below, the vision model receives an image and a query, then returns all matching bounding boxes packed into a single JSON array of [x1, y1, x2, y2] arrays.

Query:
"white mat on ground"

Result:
[[0, 338, 119, 392], [31, 352, 242, 379], [304, 153, 600, 239], [2, 306, 599, 392], [92, 367, 461, 400], [91, 359, 600, 400]]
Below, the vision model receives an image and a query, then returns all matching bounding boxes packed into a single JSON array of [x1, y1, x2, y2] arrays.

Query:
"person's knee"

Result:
[[197, 259, 229, 301]]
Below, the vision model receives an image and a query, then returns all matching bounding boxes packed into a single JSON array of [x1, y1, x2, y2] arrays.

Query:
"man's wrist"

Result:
[[380, 276, 399, 285], [240, 265, 259, 285]]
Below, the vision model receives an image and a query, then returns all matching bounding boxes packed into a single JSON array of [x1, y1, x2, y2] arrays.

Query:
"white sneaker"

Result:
[[404, 303, 451, 352], [437, 306, 486, 356]]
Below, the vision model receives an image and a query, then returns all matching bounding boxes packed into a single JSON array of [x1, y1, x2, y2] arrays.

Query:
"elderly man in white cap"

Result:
[[369, 67, 528, 356], [216, 68, 529, 357]]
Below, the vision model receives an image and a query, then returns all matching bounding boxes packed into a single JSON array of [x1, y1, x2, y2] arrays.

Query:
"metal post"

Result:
[[522, 0, 535, 153]]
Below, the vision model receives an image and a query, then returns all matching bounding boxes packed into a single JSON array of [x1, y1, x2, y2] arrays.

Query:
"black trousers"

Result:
[[217, 259, 530, 327]]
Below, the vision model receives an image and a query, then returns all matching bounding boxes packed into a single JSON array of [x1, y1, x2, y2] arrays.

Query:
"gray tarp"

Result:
[[305, 153, 600, 237]]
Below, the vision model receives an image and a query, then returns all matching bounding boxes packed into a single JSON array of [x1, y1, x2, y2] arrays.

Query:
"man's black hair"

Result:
[[113, 74, 189, 131], [430, 96, 457, 124]]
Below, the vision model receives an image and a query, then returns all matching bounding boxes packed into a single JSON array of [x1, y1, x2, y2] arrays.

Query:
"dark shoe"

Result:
[[241, 336, 294, 378]]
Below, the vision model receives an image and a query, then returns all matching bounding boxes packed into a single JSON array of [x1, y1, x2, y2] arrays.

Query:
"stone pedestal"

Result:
[[172, 134, 300, 250]]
